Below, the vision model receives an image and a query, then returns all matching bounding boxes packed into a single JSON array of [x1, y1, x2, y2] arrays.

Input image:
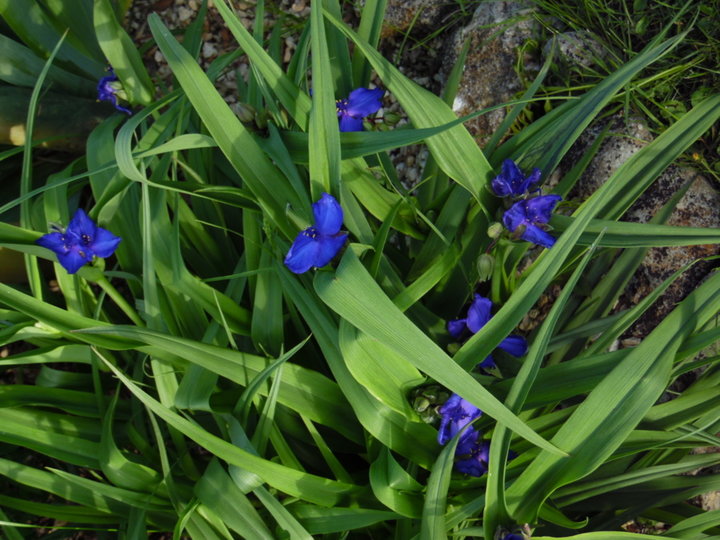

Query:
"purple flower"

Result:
[[284, 193, 348, 274], [447, 294, 528, 369], [336, 87, 384, 132], [502, 194, 562, 248], [491, 159, 541, 197], [455, 437, 518, 477], [97, 68, 132, 115], [437, 394, 482, 445], [501, 535, 525, 540], [455, 438, 490, 477], [36, 209, 121, 274]]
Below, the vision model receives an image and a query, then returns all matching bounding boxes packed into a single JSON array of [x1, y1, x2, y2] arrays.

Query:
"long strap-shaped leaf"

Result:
[[322, 9, 493, 206], [279, 264, 439, 467], [97, 355, 369, 507], [491, 35, 683, 174], [213, 0, 311, 130], [484, 237, 602, 538], [315, 248, 564, 455], [94, 0, 154, 105], [505, 269, 720, 523], [551, 215, 720, 247], [453, 95, 720, 370], [148, 14, 308, 236], [309, 0, 341, 197]]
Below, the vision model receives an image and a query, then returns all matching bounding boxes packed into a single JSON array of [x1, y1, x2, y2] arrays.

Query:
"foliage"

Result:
[[529, 0, 720, 179], [0, 0, 719, 538]]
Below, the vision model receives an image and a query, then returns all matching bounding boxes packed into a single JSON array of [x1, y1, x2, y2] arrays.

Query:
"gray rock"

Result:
[[565, 115, 720, 337], [542, 30, 607, 70], [355, 0, 448, 39], [442, 1, 540, 146]]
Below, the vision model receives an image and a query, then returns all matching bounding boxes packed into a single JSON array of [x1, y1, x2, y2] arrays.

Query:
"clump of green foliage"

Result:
[[530, 0, 720, 178], [1, 0, 720, 538]]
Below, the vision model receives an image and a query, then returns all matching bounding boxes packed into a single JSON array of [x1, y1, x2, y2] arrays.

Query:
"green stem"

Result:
[[96, 276, 145, 327]]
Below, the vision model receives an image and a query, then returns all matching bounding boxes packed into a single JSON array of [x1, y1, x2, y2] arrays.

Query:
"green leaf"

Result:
[[97, 355, 367, 507], [93, 0, 154, 104], [323, 8, 493, 205], [339, 320, 424, 415], [309, 0, 341, 196], [149, 13, 306, 237], [506, 271, 720, 523], [420, 430, 460, 540], [315, 248, 563, 455], [195, 460, 274, 539]]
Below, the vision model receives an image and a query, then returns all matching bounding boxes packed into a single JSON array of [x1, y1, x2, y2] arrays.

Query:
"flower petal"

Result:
[[502, 201, 529, 232], [312, 193, 344, 235], [455, 441, 494, 477], [525, 194, 562, 224], [284, 230, 322, 274], [345, 87, 384, 118], [466, 294, 492, 333], [67, 209, 97, 238], [477, 355, 496, 370], [498, 335, 528, 357], [456, 426, 480, 455], [492, 159, 524, 197], [57, 247, 91, 274], [91, 227, 122, 258], [455, 448, 488, 477], [97, 70, 132, 115], [522, 167, 542, 193], [521, 224, 557, 248], [338, 114, 364, 132], [447, 319, 467, 339], [36, 232, 67, 254], [437, 394, 482, 445], [313, 233, 347, 269]]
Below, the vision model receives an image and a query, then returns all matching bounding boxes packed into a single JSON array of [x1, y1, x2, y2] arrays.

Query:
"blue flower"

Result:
[[447, 294, 528, 369], [455, 436, 490, 477], [455, 435, 517, 477], [36, 209, 122, 274], [502, 194, 562, 249], [500, 535, 525, 540], [284, 193, 348, 274], [491, 159, 541, 197], [437, 393, 482, 445], [97, 68, 132, 115], [336, 87, 384, 132]]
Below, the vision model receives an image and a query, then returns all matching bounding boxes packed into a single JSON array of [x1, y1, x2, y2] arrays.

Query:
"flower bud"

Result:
[[487, 222, 504, 239], [383, 112, 402, 125], [412, 396, 431, 413], [234, 102, 256, 123], [476, 253, 495, 282]]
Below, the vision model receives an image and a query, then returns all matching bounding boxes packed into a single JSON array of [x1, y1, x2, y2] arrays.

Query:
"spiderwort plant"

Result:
[[455, 432, 491, 477], [502, 195, 563, 249], [437, 393, 482, 445], [336, 87, 384, 132], [448, 294, 527, 369], [490, 159, 562, 248], [284, 193, 348, 273], [437, 394, 503, 477], [491, 159, 541, 198], [36, 209, 122, 274], [97, 67, 132, 115]]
